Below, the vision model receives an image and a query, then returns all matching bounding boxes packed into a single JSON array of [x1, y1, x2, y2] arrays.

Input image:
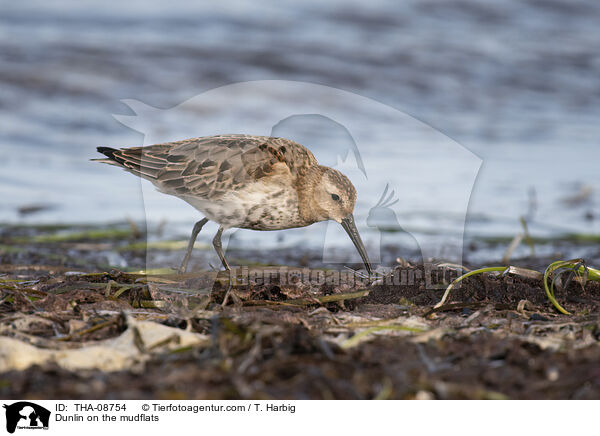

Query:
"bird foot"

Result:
[[220, 270, 241, 308], [173, 266, 187, 275]]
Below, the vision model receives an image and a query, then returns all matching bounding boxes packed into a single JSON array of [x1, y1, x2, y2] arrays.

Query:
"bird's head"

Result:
[[311, 166, 357, 224], [300, 166, 372, 274]]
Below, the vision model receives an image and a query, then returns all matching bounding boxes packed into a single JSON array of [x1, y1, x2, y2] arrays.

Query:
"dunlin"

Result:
[[95, 134, 372, 274]]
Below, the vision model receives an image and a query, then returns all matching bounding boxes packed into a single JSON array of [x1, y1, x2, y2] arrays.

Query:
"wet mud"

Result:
[[0, 223, 599, 399]]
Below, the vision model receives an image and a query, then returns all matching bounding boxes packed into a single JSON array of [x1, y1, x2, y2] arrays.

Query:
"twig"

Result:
[[57, 318, 118, 341], [341, 324, 425, 349], [434, 267, 508, 309]]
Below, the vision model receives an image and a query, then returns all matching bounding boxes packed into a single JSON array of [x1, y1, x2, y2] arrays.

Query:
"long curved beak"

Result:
[[341, 214, 372, 275]]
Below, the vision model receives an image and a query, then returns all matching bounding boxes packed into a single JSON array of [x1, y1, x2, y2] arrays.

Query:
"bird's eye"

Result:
[[331, 193, 340, 201]]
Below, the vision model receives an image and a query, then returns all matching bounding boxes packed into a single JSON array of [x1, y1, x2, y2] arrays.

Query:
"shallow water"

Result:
[[1, 0, 599, 261]]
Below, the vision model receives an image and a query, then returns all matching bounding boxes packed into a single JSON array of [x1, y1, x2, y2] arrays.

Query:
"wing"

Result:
[[96, 135, 318, 200]]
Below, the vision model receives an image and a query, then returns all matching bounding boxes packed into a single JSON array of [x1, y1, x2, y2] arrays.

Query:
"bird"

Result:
[[367, 184, 422, 265], [94, 134, 372, 275]]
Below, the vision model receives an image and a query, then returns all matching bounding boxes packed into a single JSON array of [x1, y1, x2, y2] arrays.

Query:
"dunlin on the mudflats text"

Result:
[[94, 134, 372, 274]]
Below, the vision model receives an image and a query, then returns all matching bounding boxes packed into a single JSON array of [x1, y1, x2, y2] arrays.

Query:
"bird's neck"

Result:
[[296, 166, 328, 225]]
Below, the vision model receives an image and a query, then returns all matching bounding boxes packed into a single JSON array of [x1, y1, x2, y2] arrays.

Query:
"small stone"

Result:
[[529, 313, 549, 321], [415, 390, 435, 400], [546, 367, 560, 382]]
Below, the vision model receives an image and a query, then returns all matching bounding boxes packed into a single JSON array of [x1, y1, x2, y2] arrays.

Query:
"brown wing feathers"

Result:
[[96, 135, 318, 200]]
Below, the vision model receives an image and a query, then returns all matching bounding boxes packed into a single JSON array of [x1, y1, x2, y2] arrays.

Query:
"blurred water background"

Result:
[[1, 0, 599, 262]]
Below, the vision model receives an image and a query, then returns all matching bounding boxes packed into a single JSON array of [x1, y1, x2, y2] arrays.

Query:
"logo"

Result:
[[3, 402, 50, 434], [114, 80, 481, 278]]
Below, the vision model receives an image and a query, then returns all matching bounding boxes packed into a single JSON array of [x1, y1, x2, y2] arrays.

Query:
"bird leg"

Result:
[[177, 218, 209, 274], [213, 227, 239, 307], [212, 226, 231, 271]]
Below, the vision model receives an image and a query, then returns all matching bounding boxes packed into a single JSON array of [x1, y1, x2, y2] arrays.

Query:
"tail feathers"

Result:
[[91, 146, 121, 166], [93, 146, 159, 180], [92, 146, 125, 167], [97, 146, 118, 159]]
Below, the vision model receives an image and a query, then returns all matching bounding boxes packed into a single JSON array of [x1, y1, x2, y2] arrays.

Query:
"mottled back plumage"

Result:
[[98, 134, 318, 200]]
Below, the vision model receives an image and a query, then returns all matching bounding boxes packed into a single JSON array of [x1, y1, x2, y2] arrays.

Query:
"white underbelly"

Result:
[[183, 180, 303, 230]]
